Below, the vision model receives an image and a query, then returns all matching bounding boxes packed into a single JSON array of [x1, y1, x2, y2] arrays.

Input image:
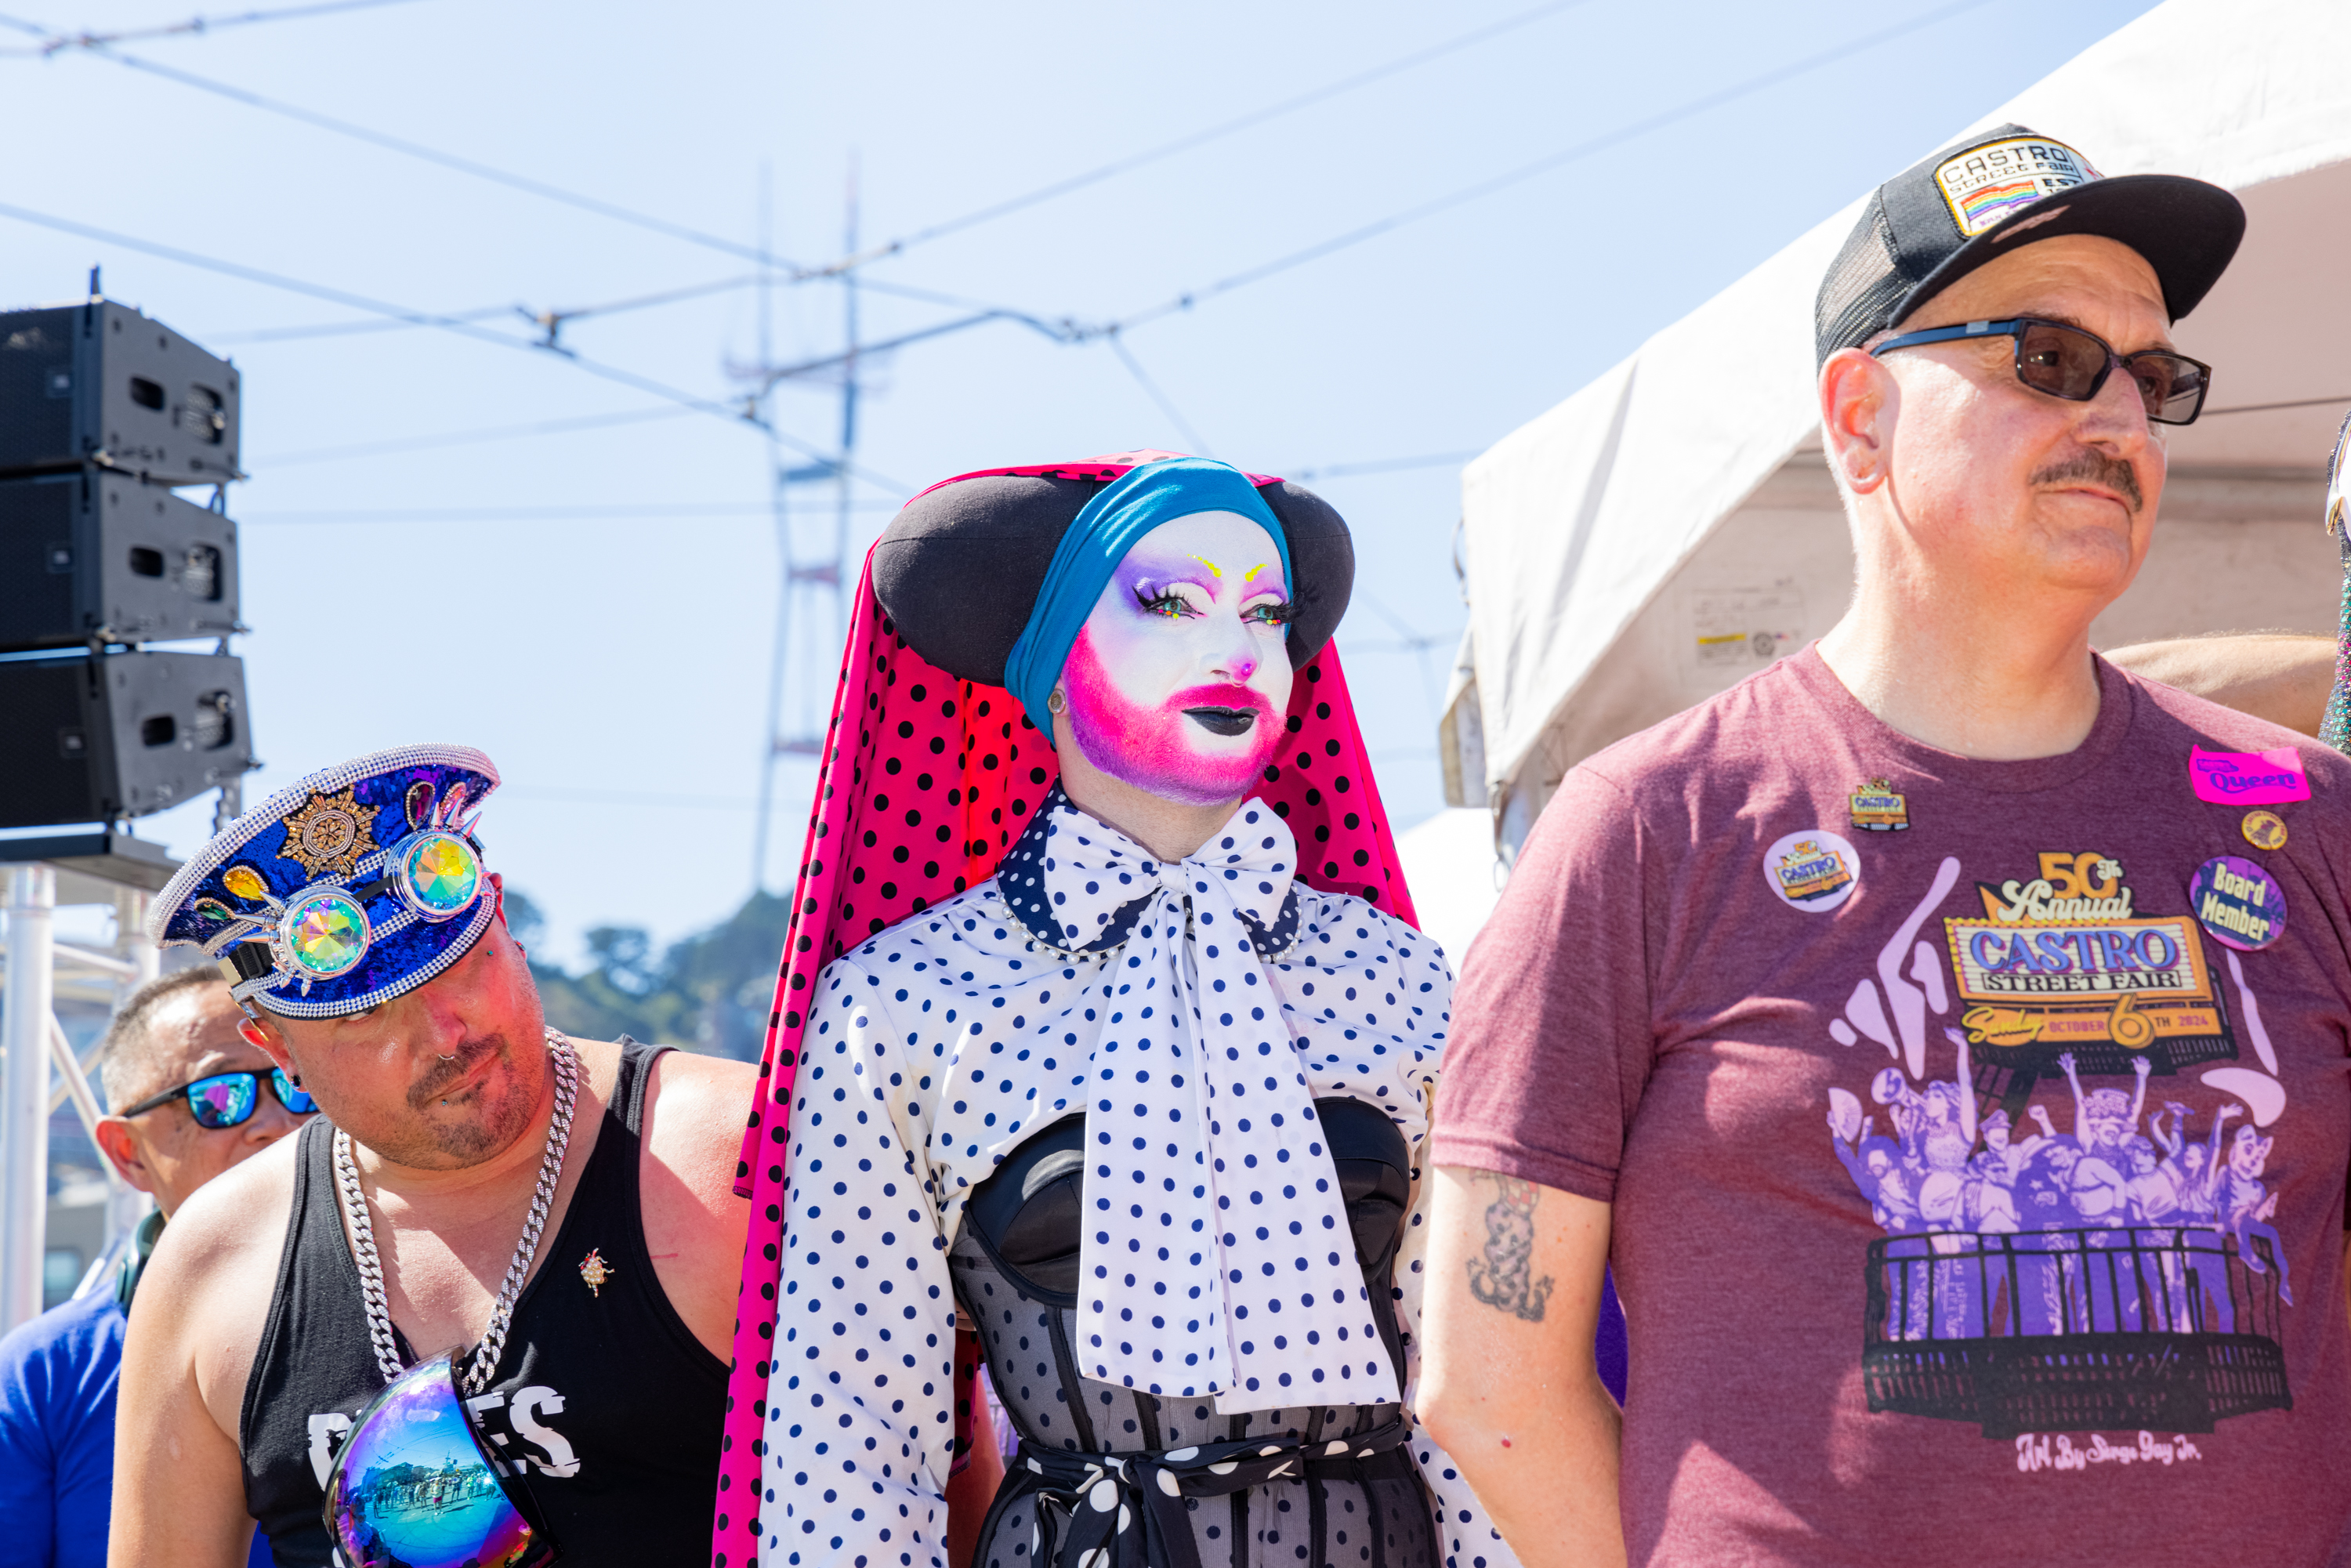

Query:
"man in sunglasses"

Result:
[[108, 747, 760, 1567], [1422, 127, 2351, 1564], [0, 967, 302, 1568]]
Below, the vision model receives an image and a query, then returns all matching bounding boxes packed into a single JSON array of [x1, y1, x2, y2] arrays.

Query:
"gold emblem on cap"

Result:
[[578, 1247, 613, 1298], [278, 787, 379, 879], [2241, 809, 2288, 851]]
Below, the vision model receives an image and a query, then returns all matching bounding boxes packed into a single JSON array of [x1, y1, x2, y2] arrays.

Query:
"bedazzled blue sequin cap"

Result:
[[146, 744, 502, 1019]]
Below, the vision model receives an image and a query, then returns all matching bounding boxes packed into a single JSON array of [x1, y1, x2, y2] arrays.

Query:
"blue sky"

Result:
[[1, 0, 2160, 965]]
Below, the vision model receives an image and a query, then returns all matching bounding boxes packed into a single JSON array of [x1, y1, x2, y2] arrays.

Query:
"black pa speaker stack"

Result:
[[0, 292, 257, 831]]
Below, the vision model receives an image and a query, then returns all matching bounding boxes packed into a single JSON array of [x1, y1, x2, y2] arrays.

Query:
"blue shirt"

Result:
[[0, 1285, 272, 1568]]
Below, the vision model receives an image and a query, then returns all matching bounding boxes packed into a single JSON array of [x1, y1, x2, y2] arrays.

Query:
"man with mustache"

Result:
[[1422, 127, 2351, 1563], [108, 748, 759, 1566]]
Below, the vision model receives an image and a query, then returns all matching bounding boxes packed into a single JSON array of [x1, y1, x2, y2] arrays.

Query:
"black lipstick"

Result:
[[1183, 707, 1258, 737]]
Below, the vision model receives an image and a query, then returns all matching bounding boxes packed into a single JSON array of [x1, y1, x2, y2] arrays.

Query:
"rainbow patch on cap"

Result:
[[1935, 136, 2101, 237], [1956, 178, 2044, 230]]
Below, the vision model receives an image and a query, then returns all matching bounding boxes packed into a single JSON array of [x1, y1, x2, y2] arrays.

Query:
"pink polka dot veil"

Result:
[[708, 457, 1419, 1566]]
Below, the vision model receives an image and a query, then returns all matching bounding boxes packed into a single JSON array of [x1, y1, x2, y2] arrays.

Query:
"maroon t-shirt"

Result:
[[1433, 646, 2351, 1566]]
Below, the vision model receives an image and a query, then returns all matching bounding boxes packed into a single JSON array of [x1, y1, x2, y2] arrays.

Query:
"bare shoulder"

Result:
[[643, 1048, 758, 1203], [637, 1049, 756, 1356], [131, 1126, 304, 1431]]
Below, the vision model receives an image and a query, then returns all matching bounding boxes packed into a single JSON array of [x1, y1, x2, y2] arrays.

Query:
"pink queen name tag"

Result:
[[2190, 745, 2311, 805]]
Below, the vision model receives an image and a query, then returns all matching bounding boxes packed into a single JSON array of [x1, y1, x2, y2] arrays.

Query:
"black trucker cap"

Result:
[[1814, 124, 2245, 366]]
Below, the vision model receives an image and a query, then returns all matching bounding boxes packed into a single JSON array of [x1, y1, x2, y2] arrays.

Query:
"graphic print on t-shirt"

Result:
[[1946, 850, 2237, 1081], [303, 1383, 581, 1488], [1820, 848, 2295, 1443]]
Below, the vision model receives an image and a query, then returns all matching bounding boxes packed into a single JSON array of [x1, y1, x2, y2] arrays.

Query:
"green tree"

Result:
[[504, 888, 789, 1061]]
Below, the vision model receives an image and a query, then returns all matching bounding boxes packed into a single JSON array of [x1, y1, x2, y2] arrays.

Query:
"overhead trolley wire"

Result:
[[0, 0, 415, 56], [243, 499, 899, 525], [1285, 451, 1481, 482], [205, 270, 1080, 348], [205, 303, 514, 345], [1105, 336, 1216, 460], [0, 16, 817, 272], [259, 405, 697, 467], [810, 0, 1599, 278], [0, 197, 913, 494], [0, 9, 1050, 324], [4, 0, 1997, 496], [1096, 0, 2001, 335], [726, 0, 1992, 397], [734, 307, 1089, 396], [0, 0, 1605, 319]]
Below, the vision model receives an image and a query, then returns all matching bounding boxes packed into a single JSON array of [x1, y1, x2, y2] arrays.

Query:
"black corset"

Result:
[[947, 1099, 1436, 1568]]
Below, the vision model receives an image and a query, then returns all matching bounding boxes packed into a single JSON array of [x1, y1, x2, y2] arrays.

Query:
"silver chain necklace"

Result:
[[332, 1027, 581, 1392]]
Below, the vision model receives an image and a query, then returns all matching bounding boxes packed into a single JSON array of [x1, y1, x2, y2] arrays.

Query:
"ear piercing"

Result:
[[1047, 688, 1069, 716]]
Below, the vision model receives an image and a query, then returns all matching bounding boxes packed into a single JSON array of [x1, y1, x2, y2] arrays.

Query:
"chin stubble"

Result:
[[387, 1033, 539, 1164]]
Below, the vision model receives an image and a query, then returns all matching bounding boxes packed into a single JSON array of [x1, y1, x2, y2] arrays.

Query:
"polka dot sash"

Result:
[[1038, 796, 1404, 1412]]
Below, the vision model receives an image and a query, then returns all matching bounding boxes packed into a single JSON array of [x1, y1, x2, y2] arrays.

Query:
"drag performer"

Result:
[[2322, 407, 2351, 751], [115, 747, 755, 1566], [712, 455, 1509, 1568]]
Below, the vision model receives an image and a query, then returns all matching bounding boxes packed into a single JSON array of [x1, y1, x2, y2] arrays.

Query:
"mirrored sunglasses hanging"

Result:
[[323, 1353, 556, 1568]]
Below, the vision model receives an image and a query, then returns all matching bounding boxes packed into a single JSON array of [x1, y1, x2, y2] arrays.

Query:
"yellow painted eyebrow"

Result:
[[1244, 563, 1270, 583], [1187, 554, 1223, 578]]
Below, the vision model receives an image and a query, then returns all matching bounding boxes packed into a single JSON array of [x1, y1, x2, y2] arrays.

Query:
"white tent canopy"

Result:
[[1444, 0, 2351, 864]]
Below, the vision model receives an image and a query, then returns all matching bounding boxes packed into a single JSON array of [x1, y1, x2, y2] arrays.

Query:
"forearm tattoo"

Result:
[[1466, 1173, 1553, 1322]]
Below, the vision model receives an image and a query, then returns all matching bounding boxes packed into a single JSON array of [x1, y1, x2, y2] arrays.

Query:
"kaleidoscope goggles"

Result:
[[323, 1353, 556, 1568], [1871, 317, 2212, 425], [212, 828, 488, 992], [117, 1067, 316, 1127]]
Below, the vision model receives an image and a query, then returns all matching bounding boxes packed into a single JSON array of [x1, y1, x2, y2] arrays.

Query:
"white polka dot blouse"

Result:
[[759, 793, 1512, 1568]]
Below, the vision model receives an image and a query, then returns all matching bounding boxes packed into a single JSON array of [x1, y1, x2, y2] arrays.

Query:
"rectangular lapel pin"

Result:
[[2190, 746, 2309, 806]]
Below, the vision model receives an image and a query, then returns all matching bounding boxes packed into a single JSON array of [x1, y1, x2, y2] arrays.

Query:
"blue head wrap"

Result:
[[1001, 457, 1291, 733]]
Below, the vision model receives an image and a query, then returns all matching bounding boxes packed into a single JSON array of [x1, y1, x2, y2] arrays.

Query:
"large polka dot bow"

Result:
[[1041, 795, 1403, 1412]]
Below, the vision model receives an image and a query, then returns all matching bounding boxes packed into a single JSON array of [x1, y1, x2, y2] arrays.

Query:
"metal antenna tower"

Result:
[[748, 157, 861, 892]]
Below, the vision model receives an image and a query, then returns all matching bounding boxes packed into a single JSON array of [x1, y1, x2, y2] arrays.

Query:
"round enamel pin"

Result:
[[2189, 854, 2287, 951], [1765, 829, 1860, 912], [2241, 809, 2288, 851]]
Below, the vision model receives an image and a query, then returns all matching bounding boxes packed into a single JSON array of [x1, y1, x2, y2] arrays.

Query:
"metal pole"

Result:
[[836, 156, 860, 666], [2, 866, 57, 1333], [45, 1015, 105, 1146], [103, 885, 154, 1240], [751, 162, 789, 894], [116, 886, 158, 988]]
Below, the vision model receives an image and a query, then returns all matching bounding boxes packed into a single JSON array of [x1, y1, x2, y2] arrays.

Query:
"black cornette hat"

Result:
[[871, 469, 1354, 687], [1814, 123, 2246, 366]]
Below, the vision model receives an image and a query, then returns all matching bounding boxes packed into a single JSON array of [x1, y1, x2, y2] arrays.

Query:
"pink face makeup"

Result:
[[1060, 511, 1295, 806]]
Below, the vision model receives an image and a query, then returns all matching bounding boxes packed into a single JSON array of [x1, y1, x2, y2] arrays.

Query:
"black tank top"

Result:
[[240, 1038, 727, 1566]]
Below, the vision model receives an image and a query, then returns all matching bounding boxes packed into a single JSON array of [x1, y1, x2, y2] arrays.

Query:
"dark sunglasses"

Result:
[[1871, 316, 2212, 425], [118, 1067, 317, 1128], [324, 1353, 556, 1568]]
